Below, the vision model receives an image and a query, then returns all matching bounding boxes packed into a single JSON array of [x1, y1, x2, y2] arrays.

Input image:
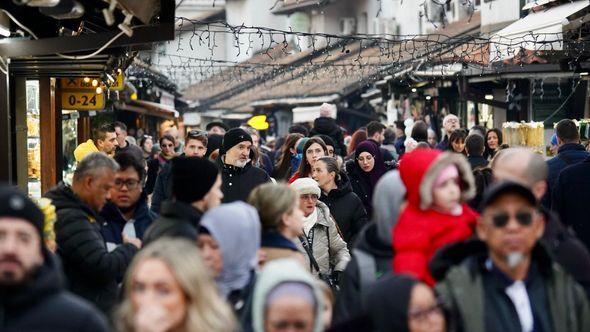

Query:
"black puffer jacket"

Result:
[[310, 117, 347, 157], [345, 160, 373, 217], [332, 224, 393, 325], [217, 158, 270, 203], [44, 183, 138, 314], [320, 173, 368, 246], [143, 200, 203, 245], [0, 254, 109, 331]]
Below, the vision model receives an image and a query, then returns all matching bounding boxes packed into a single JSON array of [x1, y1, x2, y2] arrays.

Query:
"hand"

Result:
[[134, 304, 174, 332], [123, 235, 142, 249]]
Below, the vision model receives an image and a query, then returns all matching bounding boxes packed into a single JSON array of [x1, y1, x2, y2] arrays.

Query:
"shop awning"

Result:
[[115, 100, 179, 119], [292, 105, 337, 124], [490, 0, 590, 61], [413, 63, 464, 77]]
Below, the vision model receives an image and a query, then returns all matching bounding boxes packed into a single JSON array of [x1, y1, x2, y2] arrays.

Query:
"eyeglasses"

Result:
[[490, 211, 534, 228], [300, 194, 319, 201], [408, 301, 444, 323], [357, 155, 374, 163], [114, 179, 141, 190]]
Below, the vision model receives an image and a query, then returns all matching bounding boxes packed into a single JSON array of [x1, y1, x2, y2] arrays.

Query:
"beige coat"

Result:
[[295, 201, 351, 275]]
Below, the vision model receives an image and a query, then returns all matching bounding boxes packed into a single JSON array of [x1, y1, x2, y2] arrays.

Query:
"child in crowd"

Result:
[[392, 149, 479, 286]]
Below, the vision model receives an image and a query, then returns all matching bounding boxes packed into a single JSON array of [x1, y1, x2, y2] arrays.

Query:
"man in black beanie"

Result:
[[143, 156, 223, 244], [0, 186, 109, 331], [218, 127, 270, 203]]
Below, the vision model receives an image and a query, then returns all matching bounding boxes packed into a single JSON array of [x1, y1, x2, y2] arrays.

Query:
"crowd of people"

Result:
[[3, 103, 590, 332]]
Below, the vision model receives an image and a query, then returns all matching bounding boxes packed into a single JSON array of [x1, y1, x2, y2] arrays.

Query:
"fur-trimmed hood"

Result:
[[399, 149, 475, 210]]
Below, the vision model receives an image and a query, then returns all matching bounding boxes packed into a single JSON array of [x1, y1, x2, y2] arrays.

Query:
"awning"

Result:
[[115, 100, 179, 119], [220, 113, 251, 120], [251, 94, 340, 108], [292, 105, 337, 124], [490, 0, 590, 61], [413, 63, 464, 77]]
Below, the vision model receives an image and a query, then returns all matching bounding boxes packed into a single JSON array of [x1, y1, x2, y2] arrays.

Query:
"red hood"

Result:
[[399, 149, 442, 207], [399, 149, 476, 210]]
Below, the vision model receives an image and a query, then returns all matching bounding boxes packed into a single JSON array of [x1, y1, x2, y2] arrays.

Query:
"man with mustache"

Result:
[[0, 186, 109, 331], [217, 128, 270, 203], [437, 182, 590, 332]]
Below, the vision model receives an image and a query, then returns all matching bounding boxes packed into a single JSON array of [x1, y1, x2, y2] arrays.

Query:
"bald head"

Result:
[[492, 148, 548, 200]]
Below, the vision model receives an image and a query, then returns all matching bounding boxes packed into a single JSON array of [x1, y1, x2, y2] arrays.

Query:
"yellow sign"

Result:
[[108, 72, 124, 91], [248, 115, 270, 130], [61, 77, 100, 90], [62, 91, 105, 110]]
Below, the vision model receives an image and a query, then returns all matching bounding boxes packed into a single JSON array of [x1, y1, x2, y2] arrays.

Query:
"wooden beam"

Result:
[[0, 69, 11, 183], [40, 78, 58, 194]]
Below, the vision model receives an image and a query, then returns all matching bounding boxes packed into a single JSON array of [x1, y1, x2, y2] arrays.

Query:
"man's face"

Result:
[[0, 218, 43, 286], [209, 126, 226, 136], [477, 194, 544, 264], [202, 175, 223, 211], [83, 169, 116, 212], [114, 127, 127, 147], [373, 129, 385, 144], [225, 141, 252, 167], [184, 139, 207, 157], [110, 167, 142, 211], [97, 132, 118, 155], [444, 116, 460, 134]]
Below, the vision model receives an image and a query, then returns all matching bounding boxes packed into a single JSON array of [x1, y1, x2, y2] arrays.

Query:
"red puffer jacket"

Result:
[[392, 149, 479, 286]]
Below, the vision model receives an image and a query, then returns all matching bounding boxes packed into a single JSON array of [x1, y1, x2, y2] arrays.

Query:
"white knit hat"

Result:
[[290, 178, 321, 197], [319, 103, 336, 118]]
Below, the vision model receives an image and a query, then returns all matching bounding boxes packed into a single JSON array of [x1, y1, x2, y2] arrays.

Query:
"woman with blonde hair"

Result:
[[248, 183, 305, 266], [115, 238, 236, 332]]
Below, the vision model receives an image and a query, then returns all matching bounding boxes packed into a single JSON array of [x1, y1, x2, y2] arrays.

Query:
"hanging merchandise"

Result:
[[502, 121, 545, 152]]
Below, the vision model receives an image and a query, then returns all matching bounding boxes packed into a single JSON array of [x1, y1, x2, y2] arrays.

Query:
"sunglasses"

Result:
[[490, 211, 534, 228]]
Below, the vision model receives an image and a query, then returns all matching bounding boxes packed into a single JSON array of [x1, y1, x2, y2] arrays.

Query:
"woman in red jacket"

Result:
[[392, 149, 478, 286]]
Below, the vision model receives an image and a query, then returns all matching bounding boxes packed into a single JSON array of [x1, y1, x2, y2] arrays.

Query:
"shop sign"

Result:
[[62, 91, 105, 110], [108, 72, 124, 91], [61, 77, 100, 90]]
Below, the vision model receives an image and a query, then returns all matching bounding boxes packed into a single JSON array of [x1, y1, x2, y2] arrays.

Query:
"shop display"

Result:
[[502, 121, 545, 151], [26, 80, 41, 198]]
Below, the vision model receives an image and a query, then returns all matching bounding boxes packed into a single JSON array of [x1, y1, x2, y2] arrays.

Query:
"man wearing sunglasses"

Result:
[[100, 152, 156, 251], [437, 181, 590, 332]]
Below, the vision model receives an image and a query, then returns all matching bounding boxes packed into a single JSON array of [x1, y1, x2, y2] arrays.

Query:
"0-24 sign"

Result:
[[62, 91, 105, 110]]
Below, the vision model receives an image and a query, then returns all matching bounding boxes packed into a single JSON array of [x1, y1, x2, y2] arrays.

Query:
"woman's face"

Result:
[[142, 138, 153, 154], [299, 193, 318, 217], [160, 139, 176, 157], [131, 258, 187, 331], [265, 295, 315, 332], [407, 284, 445, 332], [451, 139, 465, 153], [283, 198, 305, 237], [357, 151, 375, 173], [305, 143, 326, 166], [197, 234, 223, 278], [311, 161, 335, 189], [487, 132, 499, 150]]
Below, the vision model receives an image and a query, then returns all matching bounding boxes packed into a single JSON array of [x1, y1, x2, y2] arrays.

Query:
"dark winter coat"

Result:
[[319, 173, 368, 246], [467, 155, 488, 170], [435, 135, 449, 151], [0, 253, 109, 331], [150, 162, 172, 214], [143, 200, 203, 245], [552, 156, 590, 250], [310, 117, 347, 157], [115, 141, 144, 161], [217, 157, 270, 203], [143, 156, 159, 195], [394, 135, 406, 156], [260, 231, 303, 266], [345, 160, 374, 217], [436, 243, 590, 332], [44, 183, 138, 314], [542, 143, 590, 208], [99, 192, 157, 246], [333, 224, 393, 325]]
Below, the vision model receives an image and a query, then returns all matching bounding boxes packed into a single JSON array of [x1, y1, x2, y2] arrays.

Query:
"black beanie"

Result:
[[0, 185, 45, 241], [221, 128, 252, 155], [171, 156, 219, 203]]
